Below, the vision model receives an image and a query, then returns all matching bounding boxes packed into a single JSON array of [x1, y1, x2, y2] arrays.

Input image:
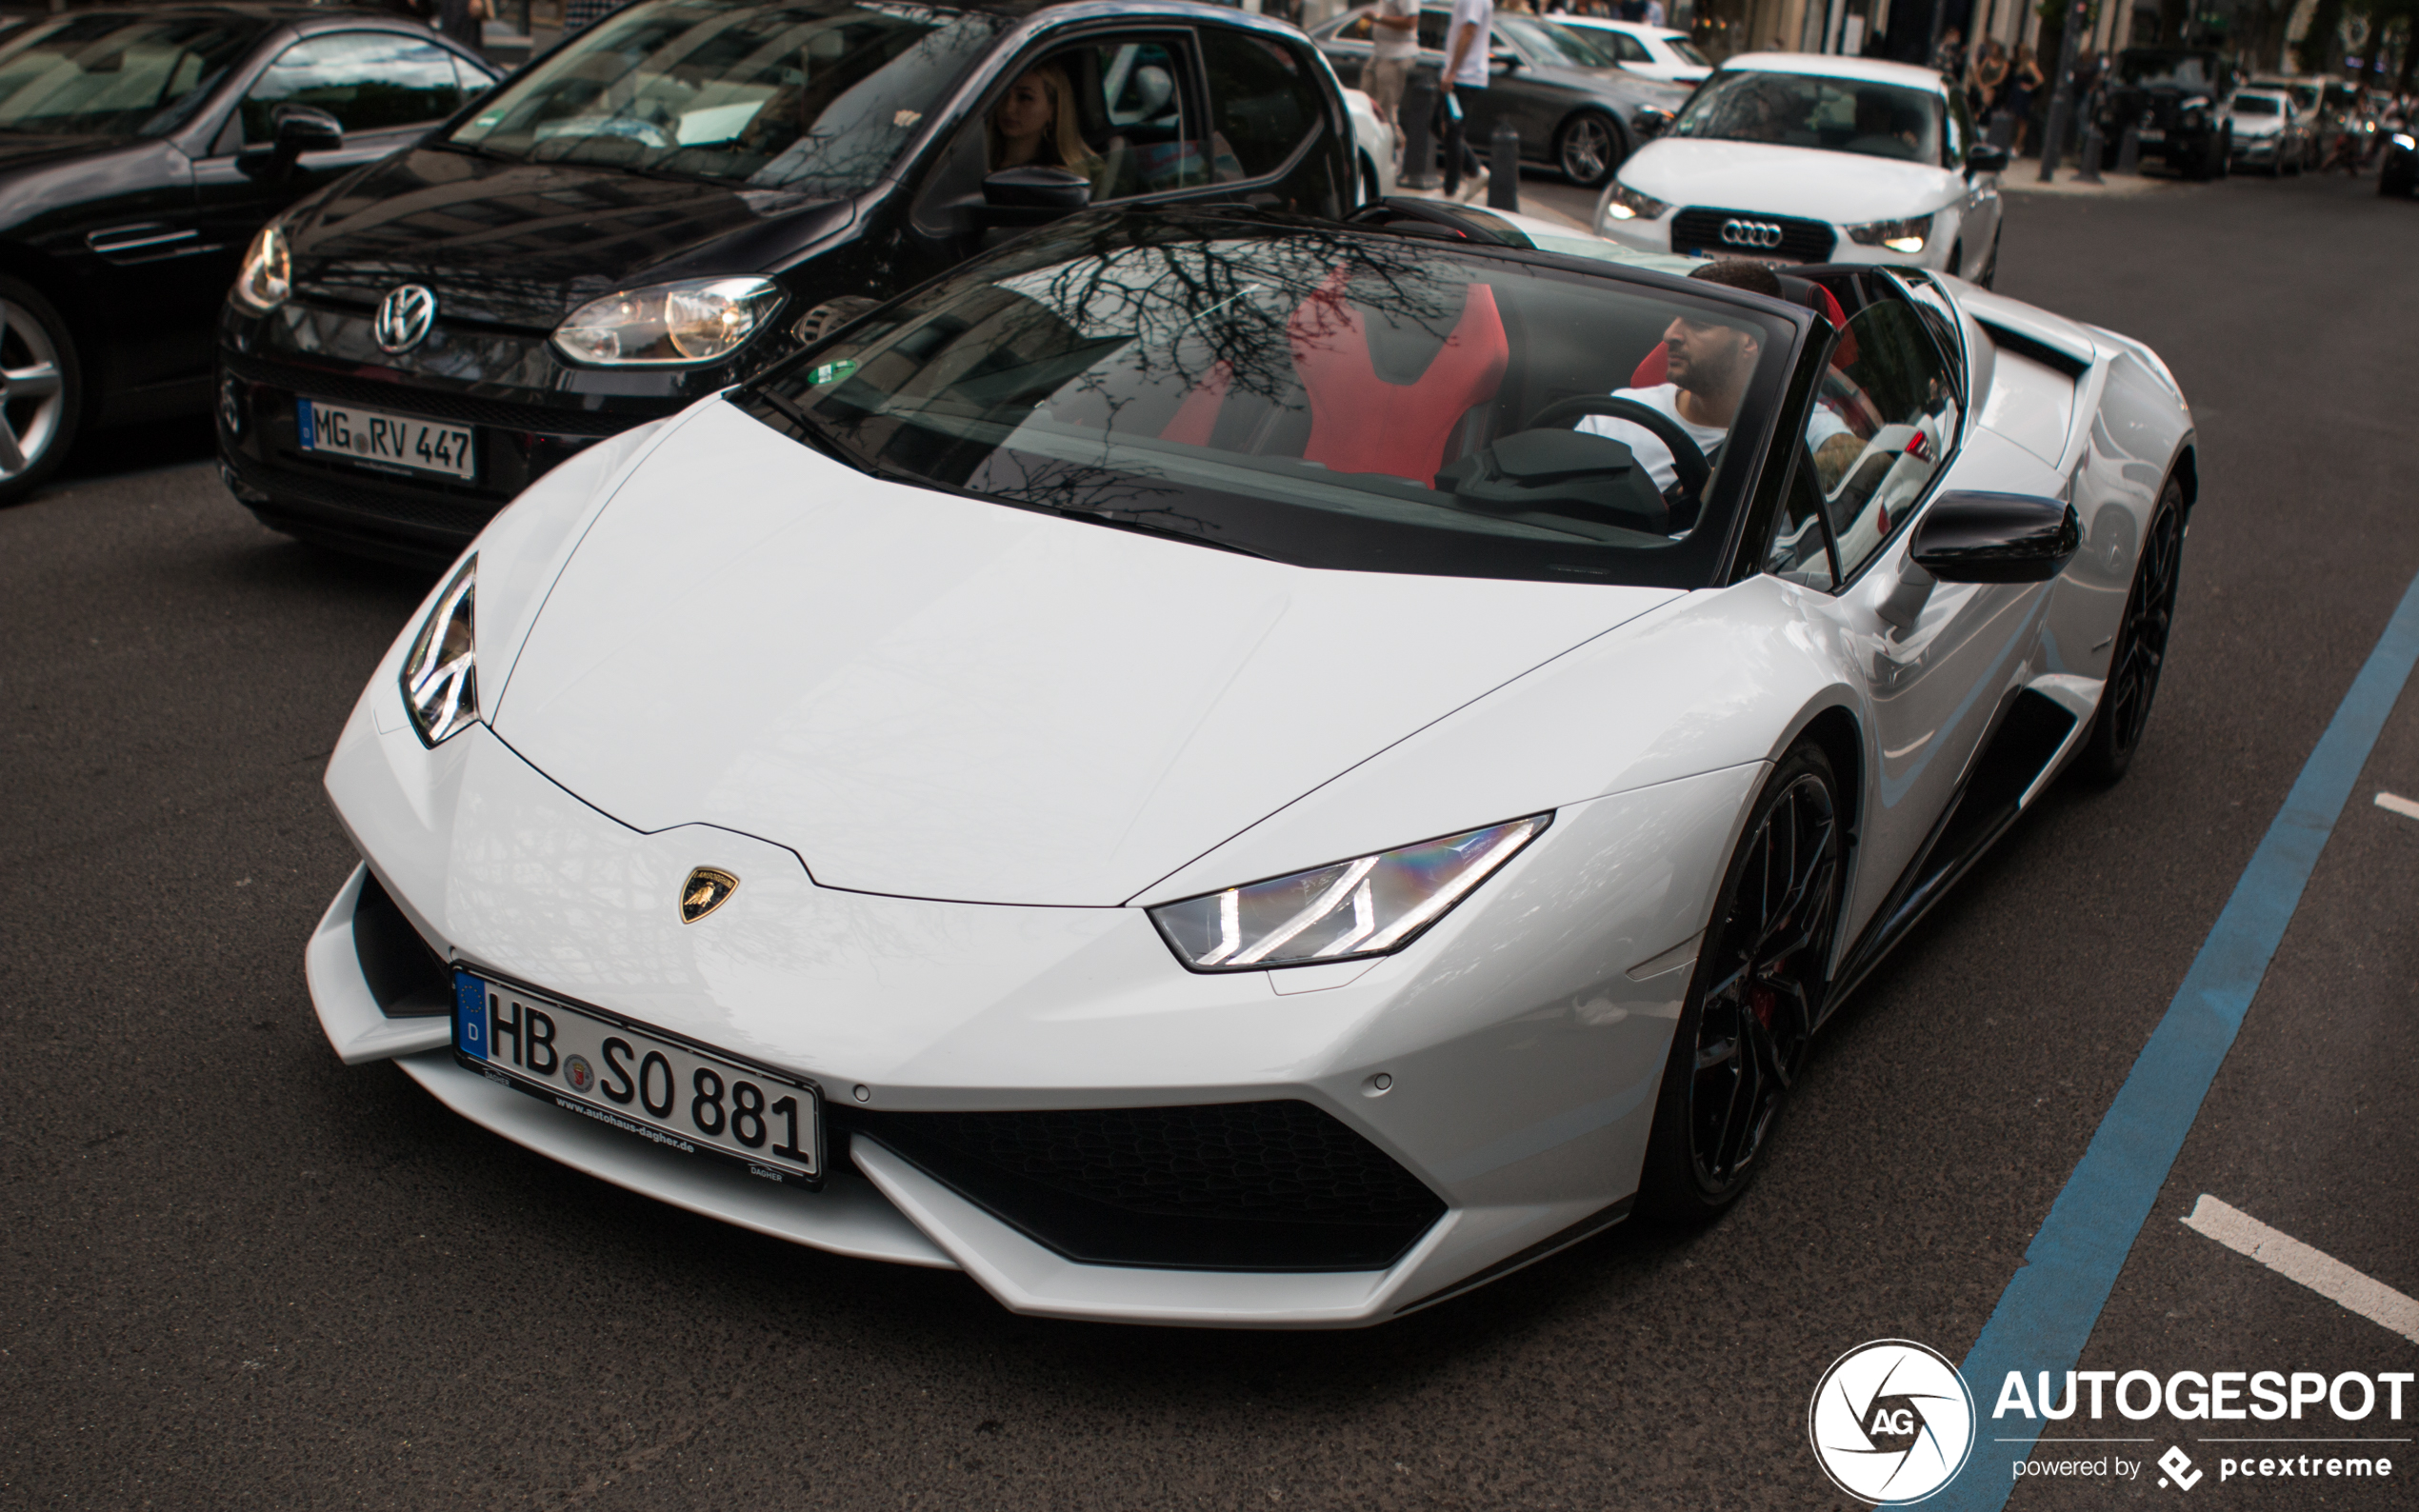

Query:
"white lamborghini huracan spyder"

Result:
[[308, 204, 2192, 1326]]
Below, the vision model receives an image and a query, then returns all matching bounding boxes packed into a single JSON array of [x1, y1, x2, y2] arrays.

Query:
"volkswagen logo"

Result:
[[1719, 218, 1786, 249], [374, 284, 438, 354]]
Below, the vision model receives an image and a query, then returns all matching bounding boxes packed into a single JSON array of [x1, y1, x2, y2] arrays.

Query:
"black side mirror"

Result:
[[1966, 143, 2011, 174], [1910, 491, 2080, 583], [979, 165, 1090, 229], [273, 104, 344, 156], [1489, 49, 1521, 72]]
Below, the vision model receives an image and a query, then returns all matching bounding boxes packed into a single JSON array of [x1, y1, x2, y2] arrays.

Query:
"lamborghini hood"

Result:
[[490, 402, 1676, 906]]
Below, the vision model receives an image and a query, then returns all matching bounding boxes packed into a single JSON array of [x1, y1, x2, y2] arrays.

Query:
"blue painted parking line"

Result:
[[1931, 566, 2419, 1512]]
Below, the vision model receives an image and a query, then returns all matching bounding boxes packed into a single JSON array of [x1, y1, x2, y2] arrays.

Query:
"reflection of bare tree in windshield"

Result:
[[447, 0, 1003, 192]]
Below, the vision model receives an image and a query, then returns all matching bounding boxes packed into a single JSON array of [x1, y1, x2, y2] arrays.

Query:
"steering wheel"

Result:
[[1523, 394, 1713, 499]]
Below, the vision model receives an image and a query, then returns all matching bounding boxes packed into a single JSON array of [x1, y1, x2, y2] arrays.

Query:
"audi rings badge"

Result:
[[1719, 219, 1786, 250]]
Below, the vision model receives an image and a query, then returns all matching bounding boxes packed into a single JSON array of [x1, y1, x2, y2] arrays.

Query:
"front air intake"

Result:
[[849, 1100, 1446, 1272]]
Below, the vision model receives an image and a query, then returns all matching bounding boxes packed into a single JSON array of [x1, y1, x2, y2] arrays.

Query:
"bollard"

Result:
[[1400, 75, 1436, 189], [2114, 123, 2142, 175], [1488, 122, 1520, 211], [2073, 120, 2105, 182]]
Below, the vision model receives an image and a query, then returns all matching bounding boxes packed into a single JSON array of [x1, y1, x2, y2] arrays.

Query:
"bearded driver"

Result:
[[1579, 260, 1857, 496]]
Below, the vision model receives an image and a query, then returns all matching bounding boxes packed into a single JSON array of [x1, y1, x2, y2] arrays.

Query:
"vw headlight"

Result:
[[1601, 181, 1670, 222], [232, 222, 290, 313], [552, 276, 786, 366], [1149, 815, 1549, 971], [399, 555, 477, 746], [1848, 213, 1933, 254]]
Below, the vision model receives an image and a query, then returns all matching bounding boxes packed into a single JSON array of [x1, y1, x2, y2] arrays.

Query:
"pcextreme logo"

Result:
[[1809, 1340, 1978, 1503]]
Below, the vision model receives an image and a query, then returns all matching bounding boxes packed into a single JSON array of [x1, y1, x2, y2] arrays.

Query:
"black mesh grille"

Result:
[[222, 349, 654, 437], [1669, 208, 1837, 264], [851, 1101, 1446, 1272], [353, 869, 450, 1017], [232, 450, 503, 539]]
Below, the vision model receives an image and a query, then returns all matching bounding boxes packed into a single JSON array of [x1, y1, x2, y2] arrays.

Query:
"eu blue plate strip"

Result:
[[1930, 565, 2419, 1512]]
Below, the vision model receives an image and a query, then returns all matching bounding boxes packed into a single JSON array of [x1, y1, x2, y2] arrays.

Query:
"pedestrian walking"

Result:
[[2007, 43, 2043, 153], [1440, 0, 1494, 201], [1366, 0, 1419, 133], [1932, 25, 1964, 84]]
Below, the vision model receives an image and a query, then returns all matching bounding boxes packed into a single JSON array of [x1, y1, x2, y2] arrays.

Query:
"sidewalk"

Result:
[[2000, 163, 2180, 196]]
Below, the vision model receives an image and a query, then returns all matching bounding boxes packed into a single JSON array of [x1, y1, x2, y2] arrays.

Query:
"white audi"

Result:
[[1595, 53, 2009, 286]]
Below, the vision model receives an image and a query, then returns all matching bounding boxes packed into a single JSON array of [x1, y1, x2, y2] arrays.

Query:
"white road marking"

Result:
[[2376, 790, 2419, 821], [2181, 1194, 2419, 1343]]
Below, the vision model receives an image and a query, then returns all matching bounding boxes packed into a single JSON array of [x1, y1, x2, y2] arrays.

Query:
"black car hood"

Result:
[[287, 145, 856, 328]]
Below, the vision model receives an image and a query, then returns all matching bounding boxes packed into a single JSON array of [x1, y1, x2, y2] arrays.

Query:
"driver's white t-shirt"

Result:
[[1575, 382, 1849, 491]]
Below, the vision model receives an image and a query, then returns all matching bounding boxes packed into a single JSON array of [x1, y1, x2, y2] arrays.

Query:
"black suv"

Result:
[[2097, 47, 2236, 180], [217, 0, 1353, 564]]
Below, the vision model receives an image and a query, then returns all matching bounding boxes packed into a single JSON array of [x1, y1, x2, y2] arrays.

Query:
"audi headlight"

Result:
[[1601, 181, 1670, 222], [552, 276, 785, 366], [1149, 815, 1549, 972], [1848, 213, 1933, 254], [399, 555, 477, 746], [232, 222, 290, 313], [2393, 130, 2415, 150]]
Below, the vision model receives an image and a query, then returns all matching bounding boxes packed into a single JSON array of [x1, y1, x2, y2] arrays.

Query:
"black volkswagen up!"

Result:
[[216, 0, 1354, 563]]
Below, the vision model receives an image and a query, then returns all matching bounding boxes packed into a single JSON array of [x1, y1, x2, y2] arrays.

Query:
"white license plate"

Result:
[[296, 398, 474, 480], [452, 969, 824, 1184]]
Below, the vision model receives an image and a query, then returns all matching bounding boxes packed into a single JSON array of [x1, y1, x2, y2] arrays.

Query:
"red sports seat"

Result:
[[1288, 271, 1509, 481], [1628, 281, 1854, 388]]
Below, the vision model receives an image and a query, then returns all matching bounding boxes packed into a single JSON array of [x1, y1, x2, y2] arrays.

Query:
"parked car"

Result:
[[2095, 47, 2234, 180], [1343, 84, 1398, 200], [1309, 7, 1689, 186], [1549, 17, 1711, 85], [306, 199, 2194, 1325], [0, 4, 497, 502], [1593, 54, 2009, 286], [2225, 89, 2309, 174], [217, 0, 1356, 564]]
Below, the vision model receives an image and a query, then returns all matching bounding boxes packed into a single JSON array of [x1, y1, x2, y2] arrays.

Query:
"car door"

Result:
[[1788, 284, 2053, 934], [187, 29, 486, 368]]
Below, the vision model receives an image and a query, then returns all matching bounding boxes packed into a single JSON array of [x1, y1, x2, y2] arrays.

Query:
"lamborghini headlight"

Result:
[[1848, 213, 1933, 254], [552, 276, 785, 366], [232, 223, 290, 313], [1601, 181, 1670, 222], [399, 555, 477, 746], [1149, 815, 1550, 971]]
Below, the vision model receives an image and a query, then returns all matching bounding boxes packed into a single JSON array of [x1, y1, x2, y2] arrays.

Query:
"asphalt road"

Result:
[[4, 171, 2416, 1511]]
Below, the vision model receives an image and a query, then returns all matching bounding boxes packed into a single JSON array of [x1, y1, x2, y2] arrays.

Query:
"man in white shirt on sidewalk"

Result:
[[1441, 0, 1493, 199], [1368, 0, 1419, 132]]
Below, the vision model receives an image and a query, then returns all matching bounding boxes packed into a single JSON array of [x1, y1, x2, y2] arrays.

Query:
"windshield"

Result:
[[0, 13, 256, 137], [1669, 70, 1945, 164], [2117, 52, 2212, 88], [2230, 94, 2280, 115], [1504, 16, 1618, 67], [737, 214, 1797, 587], [449, 0, 1003, 191]]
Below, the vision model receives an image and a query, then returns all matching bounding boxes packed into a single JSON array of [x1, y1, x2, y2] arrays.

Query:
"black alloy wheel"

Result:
[[2078, 475, 2186, 784], [1557, 110, 1625, 187], [1638, 744, 1846, 1219]]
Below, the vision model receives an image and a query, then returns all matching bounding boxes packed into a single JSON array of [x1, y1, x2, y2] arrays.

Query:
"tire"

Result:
[[2076, 474, 2186, 785], [0, 272, 80, 507], [1636, 742, 1847, 1222], [1556, 110, 1625, 188]]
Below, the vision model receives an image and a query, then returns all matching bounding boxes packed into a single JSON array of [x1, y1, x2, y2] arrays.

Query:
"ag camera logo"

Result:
[[1809, 1340, 1977, 1503]]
